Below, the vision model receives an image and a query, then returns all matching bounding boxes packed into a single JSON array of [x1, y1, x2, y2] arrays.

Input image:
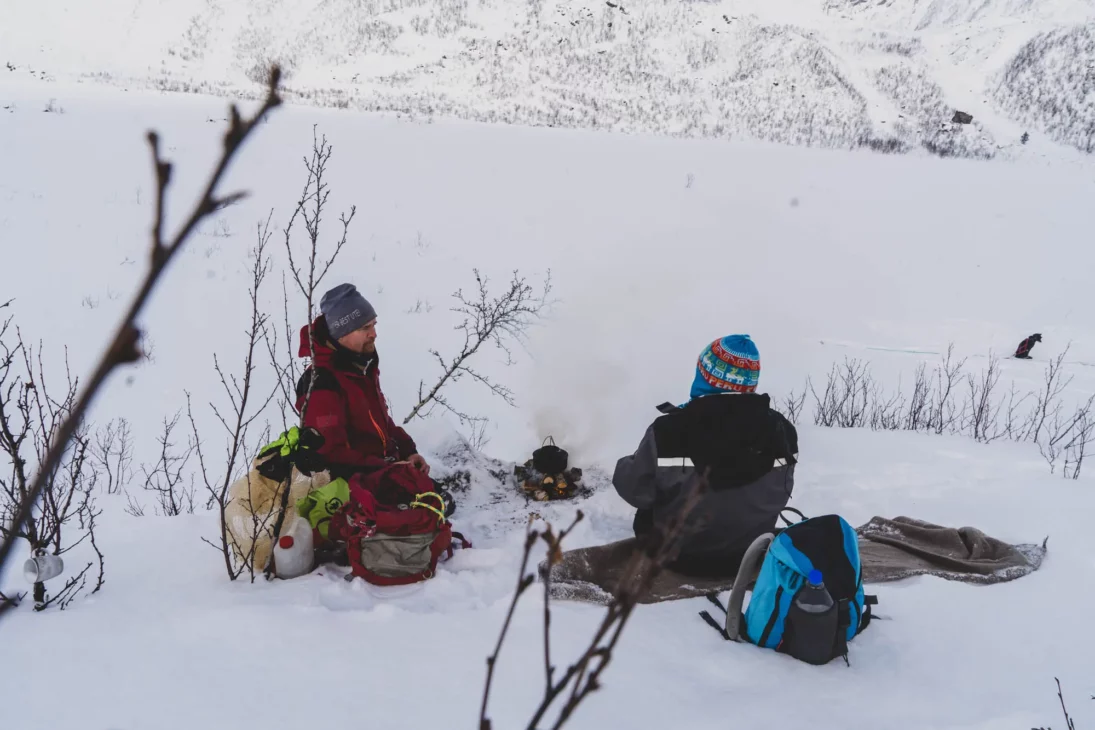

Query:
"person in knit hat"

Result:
[[612, 334, 799, 577], [294, 283, 431, 479], [691, 334, 762, 399]]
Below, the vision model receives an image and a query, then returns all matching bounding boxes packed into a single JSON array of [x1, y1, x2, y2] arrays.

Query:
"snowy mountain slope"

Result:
[[992, 23, 1095, 153], [1, 87, 1095, 729], [2, 0, 1093, 157], [823, 0, 1094, 31]]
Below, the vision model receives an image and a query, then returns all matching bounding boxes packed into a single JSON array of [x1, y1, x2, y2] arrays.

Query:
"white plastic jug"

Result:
[[273, 518, 315, 579]]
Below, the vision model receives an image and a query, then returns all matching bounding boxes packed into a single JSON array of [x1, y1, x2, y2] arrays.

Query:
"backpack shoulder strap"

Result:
[[295, 365, 341, 402]]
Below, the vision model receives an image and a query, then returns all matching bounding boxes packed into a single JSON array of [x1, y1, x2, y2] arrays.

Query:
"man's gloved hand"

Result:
[[255, 426, 327, 482], [292, 427, 326, 475]]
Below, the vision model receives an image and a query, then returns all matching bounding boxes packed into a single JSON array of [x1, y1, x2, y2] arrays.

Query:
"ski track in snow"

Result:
[[0, 86, 1093, 729]]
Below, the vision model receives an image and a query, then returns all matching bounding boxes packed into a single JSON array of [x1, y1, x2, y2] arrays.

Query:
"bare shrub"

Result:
[[963, 355, 1003, 443], [405, 299, 434, 315], [802, 346, 973, 437], [779, 386, 808, 425], [404, 269, 552, 429], [139, 411, 197, 516], [996, 382, 1032, 441], [799, 344, 1089, 479], [1039, 393, 1095, 478], [903, 363, 932, 431], [124, 489, 147, 518], [1062, 396, 1095, 480], [857, 136, 910, 154], [0, 321, 105, 613], [93, 417, 134, 495], [191, 222, 280, 582], [262, 128, 356, 574], [810, 358, 873, 428], [0, 70, 282, 619], [266, 127, 355, 427], [932, 345, 966, 435], [868, 382, 905, 432], [1026, 346, 1073, 444]]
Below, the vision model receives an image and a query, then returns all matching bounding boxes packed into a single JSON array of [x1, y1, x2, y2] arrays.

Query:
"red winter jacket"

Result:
[[294, 316, 417, 475]]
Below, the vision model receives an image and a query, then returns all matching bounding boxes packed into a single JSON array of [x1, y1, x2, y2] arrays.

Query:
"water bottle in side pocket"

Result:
[[783, 569, 839, 665]]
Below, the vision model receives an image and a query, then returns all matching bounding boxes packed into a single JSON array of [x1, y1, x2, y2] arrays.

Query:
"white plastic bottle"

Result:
[[273, 518, 315, 579]]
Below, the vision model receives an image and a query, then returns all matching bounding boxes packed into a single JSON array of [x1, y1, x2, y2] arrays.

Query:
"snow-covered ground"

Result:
[[2, 0, 1093, 157], [1, 84, 1094, 729]]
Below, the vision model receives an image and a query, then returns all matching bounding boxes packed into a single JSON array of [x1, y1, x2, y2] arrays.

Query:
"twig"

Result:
[[191, 219, 280, 582], [88, 505, 105, 594], [481, 473, 709, 730], [281, 127, 355, 427], [480, 520, 541, 730], [1027, 346, 1073, 443], [140, 410, 196, 516], [0, 70, 283, 605], [92, 418, 134, 495], [0, 589, 24, 619], [264, 130, 355, 577], [405, 269, 550, 426], [1056, 677, 1076, 730], [539, 512, 584, 695]]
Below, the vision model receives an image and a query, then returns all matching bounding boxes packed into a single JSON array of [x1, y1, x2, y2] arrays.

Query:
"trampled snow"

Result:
[[1, 82, 1094, 729]]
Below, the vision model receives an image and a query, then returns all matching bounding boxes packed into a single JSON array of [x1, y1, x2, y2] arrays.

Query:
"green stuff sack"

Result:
[[296, 478, 351, 540]]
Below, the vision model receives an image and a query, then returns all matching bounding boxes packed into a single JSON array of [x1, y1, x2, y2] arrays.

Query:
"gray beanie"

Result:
[[320, 283, 377, 340]]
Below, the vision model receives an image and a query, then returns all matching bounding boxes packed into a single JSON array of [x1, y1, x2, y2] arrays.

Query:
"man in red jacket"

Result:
[[295, 283, 430, 479]]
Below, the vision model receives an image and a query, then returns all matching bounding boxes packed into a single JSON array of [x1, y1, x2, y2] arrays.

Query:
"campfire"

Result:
[[514, 437, 584, 501]]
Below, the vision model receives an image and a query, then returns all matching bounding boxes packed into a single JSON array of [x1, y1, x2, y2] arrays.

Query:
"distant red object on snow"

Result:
[[1014, 333, 1042, 359]]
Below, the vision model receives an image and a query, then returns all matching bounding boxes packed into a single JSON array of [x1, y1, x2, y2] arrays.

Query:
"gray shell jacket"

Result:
[[612, 393, 798, 571]]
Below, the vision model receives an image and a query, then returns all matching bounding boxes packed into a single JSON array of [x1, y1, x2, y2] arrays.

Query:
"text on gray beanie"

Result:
[[320, 283, 377, 340]]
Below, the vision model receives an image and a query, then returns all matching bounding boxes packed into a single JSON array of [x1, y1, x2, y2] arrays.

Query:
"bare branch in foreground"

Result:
[[480, 471, 709, 730], [0, 70, 283, 610]]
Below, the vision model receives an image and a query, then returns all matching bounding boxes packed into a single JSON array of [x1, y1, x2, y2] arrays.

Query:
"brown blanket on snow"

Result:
[[544, 516, 1048, 605]]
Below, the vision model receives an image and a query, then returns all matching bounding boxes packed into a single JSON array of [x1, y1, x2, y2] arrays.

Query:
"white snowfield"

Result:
[[1, 78, 1094, 729], [1, 0, 1093, 157]]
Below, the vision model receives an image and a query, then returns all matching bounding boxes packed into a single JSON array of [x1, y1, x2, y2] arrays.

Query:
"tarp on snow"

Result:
[[543, 516, 1048, 605]]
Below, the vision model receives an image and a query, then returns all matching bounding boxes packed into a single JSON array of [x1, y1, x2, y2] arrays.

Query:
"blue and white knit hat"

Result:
[[690, 334, 761, 399]]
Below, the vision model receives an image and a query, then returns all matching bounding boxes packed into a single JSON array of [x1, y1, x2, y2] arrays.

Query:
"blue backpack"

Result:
[[702, 513, 877, 665]]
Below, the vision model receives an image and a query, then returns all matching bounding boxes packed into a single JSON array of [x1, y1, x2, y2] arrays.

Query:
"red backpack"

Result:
[[329, 463, 469, 586]]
